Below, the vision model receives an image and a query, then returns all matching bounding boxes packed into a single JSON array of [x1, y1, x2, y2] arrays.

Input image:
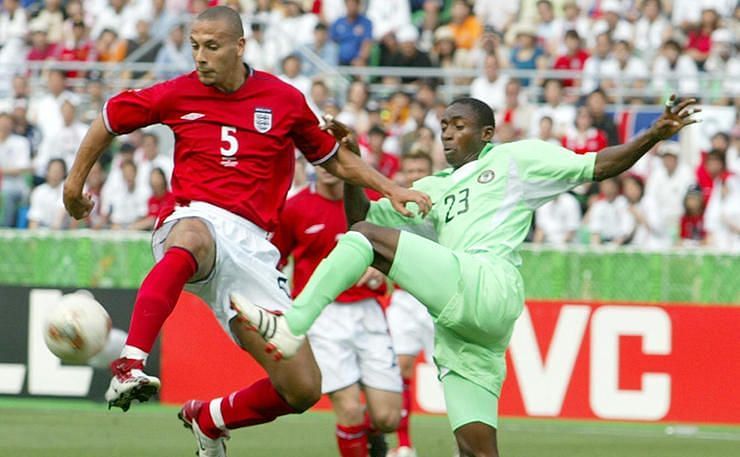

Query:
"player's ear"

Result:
[[481, 125, 494, 142], [237, 36, 246, 58]]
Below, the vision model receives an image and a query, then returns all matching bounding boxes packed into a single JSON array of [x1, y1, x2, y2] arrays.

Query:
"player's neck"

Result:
[[215, 64, 248, 93]]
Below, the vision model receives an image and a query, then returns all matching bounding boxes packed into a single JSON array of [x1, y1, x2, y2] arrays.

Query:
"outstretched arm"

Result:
[[593, 95, 700, 181], [63, 114, 115, 219]]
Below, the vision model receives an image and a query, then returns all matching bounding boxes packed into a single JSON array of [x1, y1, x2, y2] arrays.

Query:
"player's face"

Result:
[[190, 19, 245, 87], [315, 165, 341, 186], [401, 158, 432, 186], [440, 104, 493, 168]]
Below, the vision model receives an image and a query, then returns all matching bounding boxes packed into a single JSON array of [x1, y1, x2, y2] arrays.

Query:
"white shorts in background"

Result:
[[387, 289, 435, 362], [308, 298, 402, 395], [152, 201, 291, 340]]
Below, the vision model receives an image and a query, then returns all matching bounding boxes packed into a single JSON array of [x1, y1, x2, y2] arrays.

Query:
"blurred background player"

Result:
[[62, 6, 430, 457], [273, 165, 402, 457], [386, 151, 435, 457]]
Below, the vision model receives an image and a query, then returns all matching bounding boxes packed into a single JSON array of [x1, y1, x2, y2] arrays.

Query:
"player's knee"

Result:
[[370, 408, 401, 433], [335, 401, 365, 424], [279, 378, 322, 412]]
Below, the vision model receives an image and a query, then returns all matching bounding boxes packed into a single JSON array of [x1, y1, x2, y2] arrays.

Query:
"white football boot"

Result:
[[105, 357, 161, 411], [228, 292, 304, 360], [178, 400, 229, 457]]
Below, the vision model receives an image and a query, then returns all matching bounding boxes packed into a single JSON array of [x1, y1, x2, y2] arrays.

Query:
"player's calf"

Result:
[[105, 357, 161, 411]]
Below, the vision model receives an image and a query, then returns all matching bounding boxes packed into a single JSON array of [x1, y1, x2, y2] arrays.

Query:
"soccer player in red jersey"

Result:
[[62, 7, 430, 457], [273, 165, 401, 457]]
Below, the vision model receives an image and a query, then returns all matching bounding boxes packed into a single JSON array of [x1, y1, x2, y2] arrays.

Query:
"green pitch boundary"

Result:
[[2, 397, 738, 440]]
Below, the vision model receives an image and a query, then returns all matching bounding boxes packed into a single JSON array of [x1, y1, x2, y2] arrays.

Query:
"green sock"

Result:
[[286, 231, 374, 335]]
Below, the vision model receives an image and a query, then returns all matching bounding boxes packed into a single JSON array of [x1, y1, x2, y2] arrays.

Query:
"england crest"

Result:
[[254, 108, 272, 133]]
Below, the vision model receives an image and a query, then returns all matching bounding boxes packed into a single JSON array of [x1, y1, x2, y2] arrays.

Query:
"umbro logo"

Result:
[[304, 224, 325, 234], [180, 112, 205, 120]]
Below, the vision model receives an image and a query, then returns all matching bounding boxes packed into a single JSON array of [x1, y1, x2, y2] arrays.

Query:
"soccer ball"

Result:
[[43, 292, 112, 364]]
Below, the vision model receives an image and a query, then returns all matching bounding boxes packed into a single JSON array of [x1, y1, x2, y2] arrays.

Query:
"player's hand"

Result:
[[322, 115, 360, 156], [387, 185, 432, 218], [650, 94, 701, 141], [356, 267, 385, 289], [63, 185, 94, 220]]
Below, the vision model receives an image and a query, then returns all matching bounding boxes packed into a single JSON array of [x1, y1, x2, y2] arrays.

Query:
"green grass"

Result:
[[1, 398, 739, 457]]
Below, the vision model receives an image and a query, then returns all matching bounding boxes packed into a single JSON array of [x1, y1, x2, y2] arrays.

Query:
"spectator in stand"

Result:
[[467, 24, 508, 69], [91, 28, 127, 63], [601, 40, 650, 98], [653, 39, 700, 97], [587, 177, 634, 246], [387, 25, 433, 84], [279, 0, 319, 54], [559, 1, 591, 51], [336, 80, 370, 134], [705, 175, 740, 251], [58, 20, 94, 79], [448, 0, 482, 51], [581, 32, 613, 95], [61, 0, 84, 42], [644, 141, 695, 231], [474, 0, 518, 38], [102, 159, 149, 230], [10, 99, 42, 159], [696, 150, 728, 205], [470, 54, 509, 112], [26, 28, 61, 67], [624, 174, 672, 249], [430, 26, 467, 71], [149, 0, 177, 40], [244, 21, 281, 72], [121, 19, 163, 82], [533, 191, 582, 245], [302, 22, 339, 77], [130, 168, 174, 231], [534, 0, 563, 57], [553, 30, 589, 88], [496, 79, 533, 140], [135, 132, 173, 198], [29, 0, 64, 43], [680, 185, 707, 246], [27, 158, 68, 230], [0, 0, 28, 59], [509, 23, 546, 87], [705, 29, 740, 103], [78, 73, 107, 125], [591, 0, 634, 45], [362, 125, 399, 201], [92, 0, 143, 41], [561, 107, 608, 155], [366, 0, 411, 42], [34, 100, 88, 183], [536, 116, 560, 145], [634, 0, 672, 63], [29, 70, 78, 161], [330, 0, 373, 66], [671, 0, 734, 31], [530, 78, 576, 138], [308, 80, 331, 117], [153, 24, 192, 81], [83, 161, 108, 230], [0, 112, 32, 227], [686, 7, 721, 71], [585, 89, 619, 146], [279, 54, 311, 96]]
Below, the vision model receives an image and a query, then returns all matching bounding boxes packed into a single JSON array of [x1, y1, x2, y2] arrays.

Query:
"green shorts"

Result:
[[388, 231, 524, 396], [442, 370, 499, 430]]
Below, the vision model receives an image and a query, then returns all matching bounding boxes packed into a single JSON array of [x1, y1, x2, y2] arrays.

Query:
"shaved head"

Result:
[[196, 5, 244, 38]]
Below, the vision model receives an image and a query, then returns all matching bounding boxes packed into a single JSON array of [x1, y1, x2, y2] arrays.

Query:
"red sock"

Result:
[[197, 378, 299, 438], [397, 377, 412, 447], [125, 247, 197, 353], [336, 423, 368, 457]]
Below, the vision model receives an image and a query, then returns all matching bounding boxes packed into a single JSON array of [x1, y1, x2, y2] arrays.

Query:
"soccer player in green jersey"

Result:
[[231, 95, 700, 456]]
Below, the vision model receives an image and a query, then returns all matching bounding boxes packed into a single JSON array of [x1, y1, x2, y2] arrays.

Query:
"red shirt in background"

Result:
[[104, 66, 338, 232], [561, 128, 607, 155], [680, 213, 706, 241], [364, 152, 399, 200], [553, 49, 589, 87], [272, 186, 385, 303]]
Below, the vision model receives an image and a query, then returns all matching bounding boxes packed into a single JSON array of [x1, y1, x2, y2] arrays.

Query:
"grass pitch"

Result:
[[1, 398, 738, 457]]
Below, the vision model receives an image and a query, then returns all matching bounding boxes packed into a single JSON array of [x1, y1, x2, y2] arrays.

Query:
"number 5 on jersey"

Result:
[[220, 126, 239, 167]]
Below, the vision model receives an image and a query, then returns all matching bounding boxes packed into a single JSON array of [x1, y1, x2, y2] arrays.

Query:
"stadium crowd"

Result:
[[0, 0, 738, 250]]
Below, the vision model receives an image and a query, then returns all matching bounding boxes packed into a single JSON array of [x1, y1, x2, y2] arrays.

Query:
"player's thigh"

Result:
[[364, 386, 402, 432], [387, 231, 464, 319], [356, 299, 402, 393], [307, 304, 362, 395], [328, 383, 365, 426], [158, 217, 216, 280], [442, 371, 499, 435], [455, 422, 499, 457]]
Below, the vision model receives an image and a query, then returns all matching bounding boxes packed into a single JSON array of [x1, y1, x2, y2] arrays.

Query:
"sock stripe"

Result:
[[210, 397, 226, 430]]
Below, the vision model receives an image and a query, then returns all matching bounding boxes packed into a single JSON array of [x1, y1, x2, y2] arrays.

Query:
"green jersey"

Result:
[[367, 139, 596, 266]]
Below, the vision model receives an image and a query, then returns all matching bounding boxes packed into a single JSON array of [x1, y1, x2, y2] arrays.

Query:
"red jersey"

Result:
[[553, 50, 589, 87], [272, 186, 385, 303], [561, 127, 607, 155], [680, 213, 705, 241], [364, 153, 399, 201], [103, 66, 338, 232]]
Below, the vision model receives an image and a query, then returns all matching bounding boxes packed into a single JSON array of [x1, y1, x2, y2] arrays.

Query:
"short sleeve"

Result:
[[103, 83, 168, 134], [289, 93, 339, 165], [509, 139, 596, 209]]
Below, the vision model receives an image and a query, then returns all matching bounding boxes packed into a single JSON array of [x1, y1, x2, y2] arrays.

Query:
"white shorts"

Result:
[[308, 298, 402, 395], [152, 201, 291, 339], [387, 289, 435, 362]]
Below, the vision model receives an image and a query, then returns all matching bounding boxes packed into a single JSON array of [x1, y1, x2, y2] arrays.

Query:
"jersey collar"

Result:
[[435, 142, 495, 178]]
